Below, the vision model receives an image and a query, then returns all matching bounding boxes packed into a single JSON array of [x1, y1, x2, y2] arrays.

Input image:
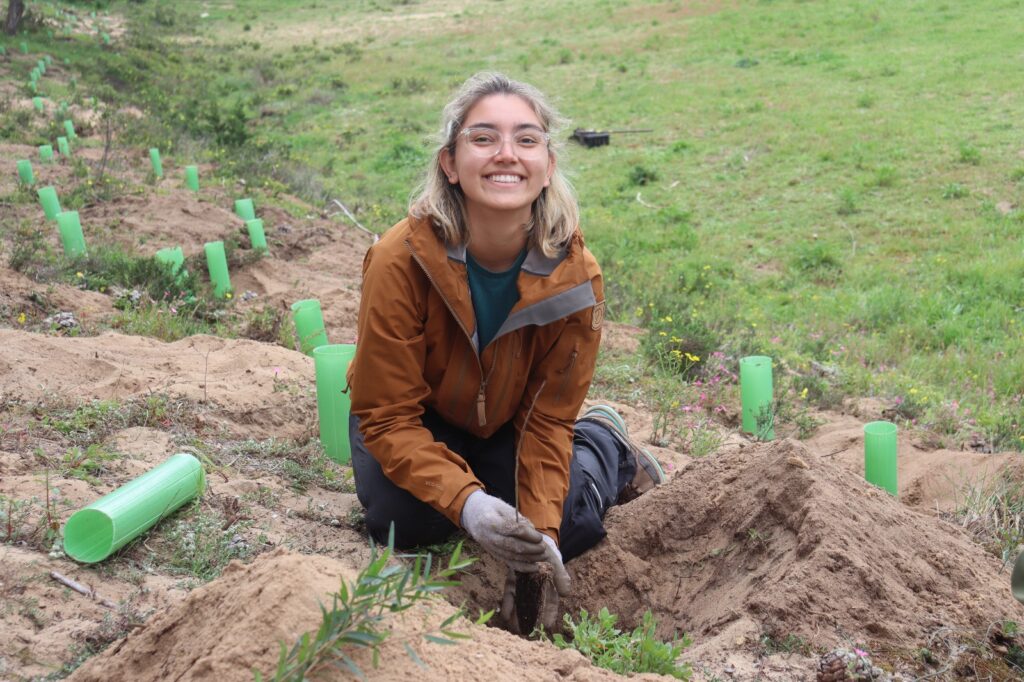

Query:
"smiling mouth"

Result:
[[485, 174, 524, 185]]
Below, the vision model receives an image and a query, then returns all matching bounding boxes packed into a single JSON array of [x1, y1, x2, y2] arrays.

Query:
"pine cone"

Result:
[[817, 651, 848, 682]]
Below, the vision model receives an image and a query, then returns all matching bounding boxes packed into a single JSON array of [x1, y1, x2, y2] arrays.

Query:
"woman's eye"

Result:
[[516, 135, 540, 146], [471, 134, 498, 145]]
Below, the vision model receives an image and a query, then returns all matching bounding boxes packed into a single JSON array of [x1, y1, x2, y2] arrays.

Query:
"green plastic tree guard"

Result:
[[56, 211, 87, 258], [39, 144, 54, 163], [37, 186, 61, 220], [44, 55, 52, 66], [234, 198, 256, 221], [64, 119, 76, 139], [20, 42, 28, 54], [149, 148, 163, 178], [204, 240, 232, 298], [32, 96, 43, 113], [57, 136, 70, 157], [63, 453, 206, 563], [864, 421, 898, 496], [246, 218, 268, 253], [739, 355, 774, 440], [313, 344, 356, 464], [17, 159, 34, 186], [184, 165, 200, 192], [291, 299, 329, 356], [37, 59, 45, 74], [27, 80, 37, 94], [155, 246, 185, 278]]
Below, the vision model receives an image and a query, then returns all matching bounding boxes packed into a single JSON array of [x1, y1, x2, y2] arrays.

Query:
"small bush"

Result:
[[942, 182, 968, 199], [836, 188, 858, 215], [958, 142, 981, 165], [873, 165, 897, 187], [629, 165, 659, 186], [551, 607, 692, 679]]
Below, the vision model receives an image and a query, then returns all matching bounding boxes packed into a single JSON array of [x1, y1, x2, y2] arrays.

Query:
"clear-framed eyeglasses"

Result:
[[457, 126, 551, 159]]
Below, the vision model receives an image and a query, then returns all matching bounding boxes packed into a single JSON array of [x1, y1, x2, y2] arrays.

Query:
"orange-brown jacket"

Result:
[[348, 215, 604, 542]]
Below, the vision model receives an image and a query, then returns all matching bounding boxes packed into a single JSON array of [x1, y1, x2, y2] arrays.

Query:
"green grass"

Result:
[[4, 0, 1023, 448]]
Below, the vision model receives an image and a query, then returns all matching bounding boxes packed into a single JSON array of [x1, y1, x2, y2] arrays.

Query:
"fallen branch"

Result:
[[49, 571, 117, 609]]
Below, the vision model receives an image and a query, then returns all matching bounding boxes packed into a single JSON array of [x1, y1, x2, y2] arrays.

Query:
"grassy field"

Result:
[[6, 0, 1024, 449]]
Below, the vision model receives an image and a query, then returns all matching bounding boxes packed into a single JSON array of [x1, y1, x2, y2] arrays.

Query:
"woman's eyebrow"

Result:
[[464, 122, 546, 132]]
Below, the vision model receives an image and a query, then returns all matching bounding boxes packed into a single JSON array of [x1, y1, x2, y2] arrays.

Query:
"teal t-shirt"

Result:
[[466, 248, 528, 350]]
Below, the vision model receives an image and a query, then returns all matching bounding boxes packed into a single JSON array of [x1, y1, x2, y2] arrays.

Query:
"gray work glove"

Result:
[[460, 489, 549, 572], [500, 535, 572, 634]]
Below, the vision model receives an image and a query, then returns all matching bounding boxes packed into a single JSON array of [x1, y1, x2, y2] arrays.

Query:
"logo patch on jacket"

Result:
[[591, 301, 605, 331]]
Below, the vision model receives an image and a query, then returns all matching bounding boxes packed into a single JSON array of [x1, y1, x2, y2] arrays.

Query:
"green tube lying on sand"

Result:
[[204, 241, 232, 298], [739, 355, 774, 440], [246, 218, 267, 252], [864, 420, 897, 496], [234, 198, 255, 221], [37, 186, 61, 220], [313, 344, 356, 464], [63, 453, 206, 563], [56, 211, 87, 258], [291, 299, 329, 355]]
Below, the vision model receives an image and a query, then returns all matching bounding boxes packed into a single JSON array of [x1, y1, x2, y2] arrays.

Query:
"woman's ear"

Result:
[[544, 150, 556, 188], [439, 148, 459, 184]]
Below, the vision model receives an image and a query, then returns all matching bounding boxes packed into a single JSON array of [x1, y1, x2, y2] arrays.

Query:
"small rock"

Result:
[[786, 455, 809, 469], [241, 290, 259, 302], [45, 311, 78, 329]]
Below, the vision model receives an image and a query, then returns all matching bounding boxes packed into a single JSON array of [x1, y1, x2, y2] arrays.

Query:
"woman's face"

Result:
[[440, 93, 555, 222]]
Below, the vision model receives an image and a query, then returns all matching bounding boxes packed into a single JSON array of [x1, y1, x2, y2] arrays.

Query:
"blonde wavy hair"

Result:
[[409, 72, 579, 258]]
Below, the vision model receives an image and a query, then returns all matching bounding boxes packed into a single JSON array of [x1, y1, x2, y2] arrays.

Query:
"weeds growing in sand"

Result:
[[549, 607, 692, 679], [948, 466, 1024, 563], [257, 527, 475, 681]]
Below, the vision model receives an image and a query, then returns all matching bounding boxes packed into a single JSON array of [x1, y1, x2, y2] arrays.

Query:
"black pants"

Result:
[[350, 409, 635, 563]]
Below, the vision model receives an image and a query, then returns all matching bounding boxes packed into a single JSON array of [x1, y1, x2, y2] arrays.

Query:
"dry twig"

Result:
[[49, 571, 117, 609]]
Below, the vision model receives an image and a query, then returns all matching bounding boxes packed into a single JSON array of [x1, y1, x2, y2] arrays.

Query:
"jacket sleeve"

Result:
[[513, 273, 604, 542], [350, 243, 484, 527]]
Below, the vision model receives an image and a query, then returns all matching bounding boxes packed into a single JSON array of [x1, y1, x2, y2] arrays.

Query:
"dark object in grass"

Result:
[[570, 128, 653, 148]]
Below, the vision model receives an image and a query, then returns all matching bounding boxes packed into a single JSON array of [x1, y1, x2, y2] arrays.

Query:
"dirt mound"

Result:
[[68, 548, 663, 682], [0, 329, 317, 439], [563, 439, 1023, 659], [0, 265, 114, 327]]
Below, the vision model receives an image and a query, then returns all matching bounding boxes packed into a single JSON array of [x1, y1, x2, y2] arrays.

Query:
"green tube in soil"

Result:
[[37, 59, 46, 74], [149, 148, 163, 178], [57, 136, 70, 157], [101, 33, 111, 45], [33, 96, 43, 113], [20, 42, 27, 54], [63, 453, 206, 563], [313, 344, 356, 464], [56, 211, 87, 258], [234, 198, 256, 221], [291, 299, 329, 356], [246, 218, 268, 253], [37, 186, 61, 220], [17, 159, 34, 186], [864, 421, 898, 496], [39, 144, 53, 163], [1013, 551, 1024, 604], [204, 240, 232, 299], [63, 119, 76, 139], [184, 165, 199, 192], [739, 355, 774, 440], [155, 246, 185, 278], [0, 46, 6, 56], [27, 80, 37, 94], [44, 55, 52, 66]]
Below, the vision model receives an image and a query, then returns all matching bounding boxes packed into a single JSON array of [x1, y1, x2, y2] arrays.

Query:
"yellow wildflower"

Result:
[[76, 271, 84, 278], [17, 312, 27, 325]]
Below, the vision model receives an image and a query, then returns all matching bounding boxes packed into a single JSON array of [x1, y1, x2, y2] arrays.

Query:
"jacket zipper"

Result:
[[406, 240, 490, 427]]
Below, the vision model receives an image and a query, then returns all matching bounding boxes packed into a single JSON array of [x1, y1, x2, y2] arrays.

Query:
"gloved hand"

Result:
[[460, 490, 548, 572], [500, 535, 572, 634]]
